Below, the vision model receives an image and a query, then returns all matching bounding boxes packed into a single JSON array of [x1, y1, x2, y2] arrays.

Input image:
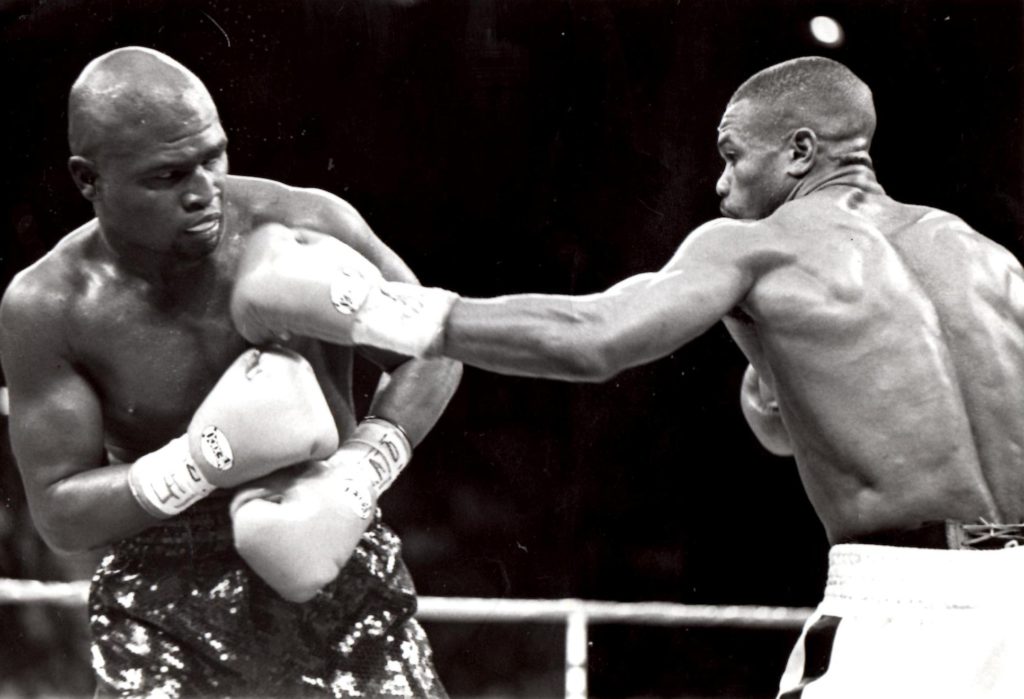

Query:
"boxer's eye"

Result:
[[150, 170, 184, 183]]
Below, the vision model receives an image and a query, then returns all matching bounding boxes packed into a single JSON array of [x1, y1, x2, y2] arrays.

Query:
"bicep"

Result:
[[583, 229, 753, 371], [2, 314, 105, 510]]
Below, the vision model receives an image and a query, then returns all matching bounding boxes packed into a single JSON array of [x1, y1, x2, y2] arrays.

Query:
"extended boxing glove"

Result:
[[127, 347, 340, 518], [230, 417, 412, 602], [230, 223, 456, 358]]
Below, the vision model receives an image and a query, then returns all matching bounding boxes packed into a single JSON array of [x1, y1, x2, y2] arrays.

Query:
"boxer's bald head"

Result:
[[68, 47, 219, 161]]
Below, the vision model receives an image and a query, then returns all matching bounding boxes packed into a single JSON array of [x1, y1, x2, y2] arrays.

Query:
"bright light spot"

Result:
[[810, 16, 844, 47]]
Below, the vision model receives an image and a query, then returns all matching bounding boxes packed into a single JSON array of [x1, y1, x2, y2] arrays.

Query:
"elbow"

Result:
[[28, 488, 108, 555], [32, 491, 118, 555], [36, 516, 102, 556]]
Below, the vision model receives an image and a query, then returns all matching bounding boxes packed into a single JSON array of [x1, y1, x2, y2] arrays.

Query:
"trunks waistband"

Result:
[[823, 542, 1024, 612], [847, 520, 1024, 550]]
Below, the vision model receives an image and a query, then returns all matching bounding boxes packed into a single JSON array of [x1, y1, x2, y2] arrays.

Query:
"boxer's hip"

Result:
[[88, 502, 425, 695]]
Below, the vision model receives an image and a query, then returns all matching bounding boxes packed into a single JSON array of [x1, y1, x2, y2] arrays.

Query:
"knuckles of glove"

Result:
[[230, 460, 374, 603], [230, 224, 386, 347]]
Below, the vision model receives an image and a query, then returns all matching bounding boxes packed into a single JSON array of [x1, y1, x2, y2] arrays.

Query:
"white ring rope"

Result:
[[0, 577, 811, 699], [0, 577, 88, 606], [0, 577, 811, 628], [417, 595, 812, 628]]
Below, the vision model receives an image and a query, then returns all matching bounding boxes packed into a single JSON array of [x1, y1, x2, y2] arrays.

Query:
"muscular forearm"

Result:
[[438, 266, 727, 383], [35, 465, 156, 553], [442, 295, 618, 382], [366, 357, 462, 445]]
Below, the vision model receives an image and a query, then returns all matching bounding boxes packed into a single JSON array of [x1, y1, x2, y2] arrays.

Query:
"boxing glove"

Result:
[[230, 224, 457, 357], [230, 417, 412, 602], [127, 347, 340, 518], [739, 364, 793, 456]]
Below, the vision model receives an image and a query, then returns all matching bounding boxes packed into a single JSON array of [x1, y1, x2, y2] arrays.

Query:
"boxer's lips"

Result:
[[185, 214, 222, 235]]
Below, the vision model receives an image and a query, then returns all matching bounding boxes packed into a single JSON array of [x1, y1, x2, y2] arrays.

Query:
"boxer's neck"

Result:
[[786, 162, 884, 203]]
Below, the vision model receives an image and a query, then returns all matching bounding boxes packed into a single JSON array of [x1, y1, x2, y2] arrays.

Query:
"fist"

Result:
[[231, 461, 376, 603]]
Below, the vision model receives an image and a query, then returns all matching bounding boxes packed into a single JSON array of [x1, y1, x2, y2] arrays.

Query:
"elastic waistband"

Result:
[[847, 520, 1024, 550], [822, 543, 1024, 613]]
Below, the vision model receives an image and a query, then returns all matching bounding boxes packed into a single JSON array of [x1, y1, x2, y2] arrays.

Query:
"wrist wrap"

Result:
[[127, 435, 216, 518], [330, 417, 412, 519]]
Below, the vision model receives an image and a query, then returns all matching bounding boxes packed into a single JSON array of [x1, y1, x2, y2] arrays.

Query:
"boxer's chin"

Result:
[[175, 226, 222, 260]]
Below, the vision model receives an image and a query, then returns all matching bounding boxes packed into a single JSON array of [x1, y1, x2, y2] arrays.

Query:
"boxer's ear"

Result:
[[786, 128, 817, 177], [68, 156, 100, 201]]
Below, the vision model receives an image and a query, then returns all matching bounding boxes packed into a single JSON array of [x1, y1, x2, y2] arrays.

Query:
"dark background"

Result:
[[1, 0, 1021, 697]]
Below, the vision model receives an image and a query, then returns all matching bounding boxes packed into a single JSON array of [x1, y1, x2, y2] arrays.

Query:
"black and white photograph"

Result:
[[1, 1, 1022, 697]]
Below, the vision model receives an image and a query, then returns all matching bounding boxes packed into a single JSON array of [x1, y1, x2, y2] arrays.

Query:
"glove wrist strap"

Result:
[[339, 278, 456, 358], [128, 435, 216, 518], [346, 416, 412, 491], [329, 417, 412, 519]]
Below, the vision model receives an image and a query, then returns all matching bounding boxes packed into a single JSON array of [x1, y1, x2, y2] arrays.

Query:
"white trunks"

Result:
[[777, 543, 1024, 698]]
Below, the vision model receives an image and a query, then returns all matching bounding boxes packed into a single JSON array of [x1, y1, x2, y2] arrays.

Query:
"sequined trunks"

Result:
[[89, 499, 447, 698]]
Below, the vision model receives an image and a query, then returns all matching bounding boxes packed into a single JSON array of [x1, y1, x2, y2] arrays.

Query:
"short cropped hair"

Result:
[[729, 56, 876, 147]]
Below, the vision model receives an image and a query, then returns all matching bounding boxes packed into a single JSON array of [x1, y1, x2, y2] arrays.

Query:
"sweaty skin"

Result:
[[441, 102, 1024, 544], [0, 49, 460, 554]]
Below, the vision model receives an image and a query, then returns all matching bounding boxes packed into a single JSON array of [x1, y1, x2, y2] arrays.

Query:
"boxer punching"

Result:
[[254, 57, 1024, 698]]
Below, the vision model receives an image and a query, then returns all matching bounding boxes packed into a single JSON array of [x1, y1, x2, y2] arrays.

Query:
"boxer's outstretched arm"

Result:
[[442, 219, 759, 382], [230, 187, 461, 602]]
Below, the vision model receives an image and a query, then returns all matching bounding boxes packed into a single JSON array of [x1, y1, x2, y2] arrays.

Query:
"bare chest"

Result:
[[71, 285, 249, 452]]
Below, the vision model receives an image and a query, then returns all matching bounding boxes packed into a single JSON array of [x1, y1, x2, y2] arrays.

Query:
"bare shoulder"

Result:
[[677, 217, 767, 251], [227, 175, 413, 280], [0, 224, 97, 357], [228, 175, 369, 245], [226, 174, 295, 211], [670, 216, 795, 272], [910, 206, 1021, 269], [3, 224, 96, 314]]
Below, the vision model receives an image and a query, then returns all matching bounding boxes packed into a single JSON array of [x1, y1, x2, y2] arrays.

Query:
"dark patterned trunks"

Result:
[[88, 499, 447, 698]]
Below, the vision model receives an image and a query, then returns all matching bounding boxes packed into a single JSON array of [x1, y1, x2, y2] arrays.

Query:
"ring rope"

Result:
[[0, 577, 811, 699], [0, 577, 812, 628]]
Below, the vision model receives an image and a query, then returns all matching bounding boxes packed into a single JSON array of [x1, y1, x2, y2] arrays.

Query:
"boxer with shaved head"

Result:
[[320, 57, 1024, 697], [1, 47, 460, 697]]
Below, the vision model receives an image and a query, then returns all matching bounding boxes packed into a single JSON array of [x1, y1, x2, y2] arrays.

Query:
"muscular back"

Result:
[[735, 188, 1024, 541]]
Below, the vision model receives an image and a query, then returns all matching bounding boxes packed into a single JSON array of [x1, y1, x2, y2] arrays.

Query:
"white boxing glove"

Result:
[[127, 347, 340, 518], [231, 224, 456, 357], [739, 364, 793, 457], [230, 417, 412, 602]]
